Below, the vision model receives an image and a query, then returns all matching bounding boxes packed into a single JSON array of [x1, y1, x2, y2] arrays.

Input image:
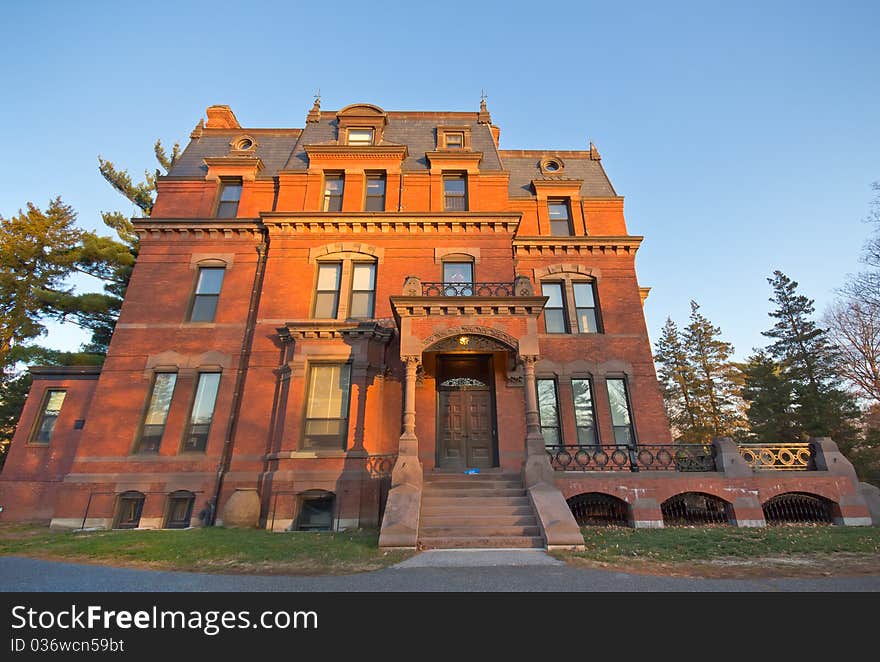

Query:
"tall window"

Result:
[[136, 373, 177, 453], [216, 179, 242, 218], [443, 174, 467, 211], [114, 491, 145, 529], [303, 364, 352, 450], [31, 390, 66, 444], [607, 378, 635, 446], [189, 267, 225, 322], [542, 283, 567, 333], [442, 261, 473, 296], [314, 263, 342, 318], [323, 174, 344, 211], [365, 173, 386, 211], [548, 199, 573, 236], [537, 378, 561, 447], [573, 282, 600, 333], [347, 129, 374, 146], [571, 379, 598, 445], [349, 263, 376, 318], [182, 373, 221, 452]]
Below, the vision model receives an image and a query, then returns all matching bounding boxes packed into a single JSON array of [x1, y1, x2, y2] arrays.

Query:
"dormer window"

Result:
[[347, 128, 374, 146], [445, 132, 464, 149]]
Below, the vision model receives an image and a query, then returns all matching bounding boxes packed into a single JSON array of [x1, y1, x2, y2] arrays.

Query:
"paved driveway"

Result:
[[2, 554, 879, 592]]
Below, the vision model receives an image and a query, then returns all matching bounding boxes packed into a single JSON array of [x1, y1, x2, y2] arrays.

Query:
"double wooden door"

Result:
[[436, 355, 498, 469]]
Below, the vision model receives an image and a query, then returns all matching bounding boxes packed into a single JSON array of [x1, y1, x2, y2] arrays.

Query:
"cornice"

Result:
[[425, 150, 483, 162], [261, 212, 521, 234], [531, 178, 584, 189], [304, 145, 408, 160], [390, 296, 547, 320], [276, 320, 395, 343], [513, 235, 643, 256], [203, 156, 265, 171], [132, 218, 263, 240]]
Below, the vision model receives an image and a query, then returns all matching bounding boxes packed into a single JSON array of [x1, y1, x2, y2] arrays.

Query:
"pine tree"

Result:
[[762, 270, 860, 443], [740, 350, 801, 442], [654, 318, 704, 441], [683, 301, 744, 439]]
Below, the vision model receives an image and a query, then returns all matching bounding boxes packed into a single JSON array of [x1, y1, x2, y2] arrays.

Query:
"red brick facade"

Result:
[[1, 102, 872, 538]]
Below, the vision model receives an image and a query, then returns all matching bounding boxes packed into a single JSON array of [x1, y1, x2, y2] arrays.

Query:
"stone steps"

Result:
[[418, 472, 544, 550]]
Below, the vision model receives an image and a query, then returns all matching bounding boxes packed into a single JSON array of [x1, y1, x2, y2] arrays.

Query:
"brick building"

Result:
[[2, 101, 874, 548]]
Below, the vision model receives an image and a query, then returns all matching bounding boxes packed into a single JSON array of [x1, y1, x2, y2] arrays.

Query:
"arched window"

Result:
[[164, 491, 196, 529], [566, 493, 630, 527], [661, 493, 731, 526], [113, 491, 145, 529]]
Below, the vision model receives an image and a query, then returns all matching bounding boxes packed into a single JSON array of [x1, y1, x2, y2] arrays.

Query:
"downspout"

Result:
[[209, 233, 270, 524]]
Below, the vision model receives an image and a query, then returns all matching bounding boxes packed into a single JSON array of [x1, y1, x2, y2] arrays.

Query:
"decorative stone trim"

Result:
[[277, 321, 394, 343], [133, 219, 263, 241], [263, 213, 520, 235], [421, 325, 519, 352], [533, 263, 599, 281], [190, 253, 235, 269], [308, 242, 385, 263], [391, 296, 547, 319], [434, 247, 481, 263], [514, 235, 642, 257]]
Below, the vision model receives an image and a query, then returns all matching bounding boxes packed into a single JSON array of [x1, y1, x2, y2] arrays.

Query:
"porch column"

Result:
[[399, 355, 420, 455], [521, 355, 554, 487]]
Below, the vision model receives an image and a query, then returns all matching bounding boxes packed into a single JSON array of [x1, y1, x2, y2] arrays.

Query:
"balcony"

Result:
[[420, 281, 517, 297]]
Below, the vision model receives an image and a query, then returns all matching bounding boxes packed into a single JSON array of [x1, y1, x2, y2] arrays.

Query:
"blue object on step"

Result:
[[463, 468, 480, 474]]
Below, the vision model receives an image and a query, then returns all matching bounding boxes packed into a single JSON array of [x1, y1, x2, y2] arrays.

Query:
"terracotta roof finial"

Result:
[[478, 90, 491, 124], [190, 118, 204, 139], [307, 89, 321, 123], [589, 141, 601, 161]]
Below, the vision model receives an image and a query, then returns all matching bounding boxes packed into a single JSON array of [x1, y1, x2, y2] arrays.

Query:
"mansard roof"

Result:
[[166, 104, 619, 197]]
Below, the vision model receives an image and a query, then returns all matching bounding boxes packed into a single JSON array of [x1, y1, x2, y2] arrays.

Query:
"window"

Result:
[[323, 174, 344, 212], [314, 263, 341, 318], [189, 267, 225, 322], [136, 373, 177, 453], [296, 491, 335, 531], [365, 173, 386, 211], [182, 373, 221, 452], [537, 379, 561, 447], [349, 263, 376, 318], [114, 491, 145, 529], [571, 379, 598, 445], [548, 200, 573, 236], [445, 132, 464, 148], [216, 179, 242, 218], [443, 174, 467, 211], [542, 283, 567, 333], [442, 261, 473, 296], [31, 390, 66, 444], [573, 282, 600, 333], [165, 491, 195, 529], [303, 364, 352, 450], [347, 128, 374, 146], [607, 378, 635, 446]]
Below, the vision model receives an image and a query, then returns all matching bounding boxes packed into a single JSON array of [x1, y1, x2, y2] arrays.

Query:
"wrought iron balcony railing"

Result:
[[421, 281, 517, 297], [547, 443, 717, 473], [736, 443, 814, 470]]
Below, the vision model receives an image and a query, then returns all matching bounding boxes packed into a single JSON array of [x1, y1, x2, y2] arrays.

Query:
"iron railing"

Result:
[[421, 281, 517, 297], [737, 443, 814, 471], [547, 443, 717, 472], [763, 493, 834, 524]]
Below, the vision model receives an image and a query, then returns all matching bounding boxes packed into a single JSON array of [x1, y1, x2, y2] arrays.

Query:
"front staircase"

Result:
[[418, 472, 544, 549]]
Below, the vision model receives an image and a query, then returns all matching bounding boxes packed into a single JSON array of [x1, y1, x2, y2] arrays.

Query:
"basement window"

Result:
[[295, 491, 335, 531], [113, 491, 145, 529]]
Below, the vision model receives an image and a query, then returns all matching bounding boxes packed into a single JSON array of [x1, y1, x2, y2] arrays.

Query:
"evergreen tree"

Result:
[[683, 301, 744, 438], [740, 350, 801, 442], [762, 270, 860, 443], [654, 317, 704, 441]]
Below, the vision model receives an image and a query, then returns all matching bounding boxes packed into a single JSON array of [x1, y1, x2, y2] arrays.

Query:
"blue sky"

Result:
[[1, 0, 878, 360]]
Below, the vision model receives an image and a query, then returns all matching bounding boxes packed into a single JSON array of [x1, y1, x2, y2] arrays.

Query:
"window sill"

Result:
[[266, 449, 368, 460], [24, 442, 50, 448]]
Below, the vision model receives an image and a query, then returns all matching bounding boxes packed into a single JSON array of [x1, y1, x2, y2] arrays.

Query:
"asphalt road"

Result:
[[2, 555, 879, 592]]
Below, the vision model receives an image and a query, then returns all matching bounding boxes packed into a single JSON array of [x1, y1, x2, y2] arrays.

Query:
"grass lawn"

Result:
[[553, 525, 880, 577], [0, 524, 413, 575]]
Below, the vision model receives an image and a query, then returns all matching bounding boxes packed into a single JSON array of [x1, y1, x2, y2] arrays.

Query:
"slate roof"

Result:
[[169, 131, 301, 179], [500, 152, 617, 198], [167, 109, 617, 198]]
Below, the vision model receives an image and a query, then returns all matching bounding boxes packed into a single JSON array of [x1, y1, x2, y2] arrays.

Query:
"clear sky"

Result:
[[2, 0, 878, 360]]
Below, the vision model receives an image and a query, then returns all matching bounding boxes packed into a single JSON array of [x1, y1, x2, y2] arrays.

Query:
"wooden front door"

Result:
[[436, 355, 497, 469]]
